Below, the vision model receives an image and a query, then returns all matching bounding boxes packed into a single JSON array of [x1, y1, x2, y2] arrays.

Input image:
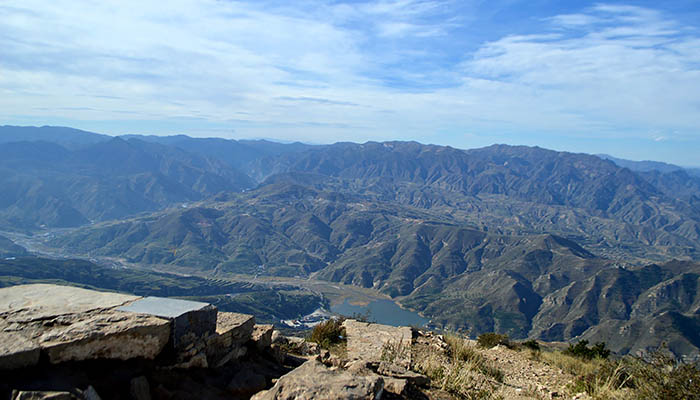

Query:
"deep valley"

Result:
[[2, 125, 700, 360]]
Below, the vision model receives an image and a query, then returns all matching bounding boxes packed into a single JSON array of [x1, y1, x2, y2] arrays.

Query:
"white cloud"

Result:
[[549, 13, 603, 27], [457, 4, 700, 139], [0, 0, 699, 161]]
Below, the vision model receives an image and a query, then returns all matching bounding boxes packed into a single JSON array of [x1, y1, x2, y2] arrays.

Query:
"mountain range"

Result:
[[1, 125, 699, 359]]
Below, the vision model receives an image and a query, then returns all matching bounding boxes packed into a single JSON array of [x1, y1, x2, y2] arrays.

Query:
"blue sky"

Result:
[[1, 1, 699, 165]]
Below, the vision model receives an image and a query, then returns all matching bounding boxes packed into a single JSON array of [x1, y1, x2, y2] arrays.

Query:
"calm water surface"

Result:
[[331, 298, 428, 327]]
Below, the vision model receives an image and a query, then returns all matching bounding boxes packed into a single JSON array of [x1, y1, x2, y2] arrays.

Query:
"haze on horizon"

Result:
[[1, 1, 699, 166]]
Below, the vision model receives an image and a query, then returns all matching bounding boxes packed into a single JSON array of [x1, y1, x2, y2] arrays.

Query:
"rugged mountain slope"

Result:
[[0, 137, 254, 229], [47, 181, 700, 357], [246, 142, 700, 262], [250, 142, 688, 222], [3, 126, 700, 358], [3, 127, 699, 262], [569, 260, 700, 357]]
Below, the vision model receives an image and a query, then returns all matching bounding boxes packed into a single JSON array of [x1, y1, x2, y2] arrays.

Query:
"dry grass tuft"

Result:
[[541, 347, 700, 400], [412, 334, 504, 399], [380, 339, 410, 365]]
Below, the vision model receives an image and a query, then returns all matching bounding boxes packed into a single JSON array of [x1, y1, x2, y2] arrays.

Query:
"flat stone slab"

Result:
[[0, 285, 175, 366], [0, 284, 140, 322], [377, 361, 429, 387], [343, 320, 413, 367], [117, 297, 211, 318], [251, 359, 384, 400], [118, 296, 217, 350], [38, 310, 171, 363], [216, 312, 255, 339]]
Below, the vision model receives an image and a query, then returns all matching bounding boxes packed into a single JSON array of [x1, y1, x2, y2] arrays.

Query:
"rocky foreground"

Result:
[[0, 284, 586, 400]]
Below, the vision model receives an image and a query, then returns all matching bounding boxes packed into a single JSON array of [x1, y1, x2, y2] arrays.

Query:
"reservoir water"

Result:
[[331, 298, 429, 327]]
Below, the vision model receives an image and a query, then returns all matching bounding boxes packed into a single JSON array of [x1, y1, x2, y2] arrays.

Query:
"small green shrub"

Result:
[[476, 332, 510, 349], [309, 318, 346, 349], [521, 339, 540, 351], [564, 340, 610, 360]]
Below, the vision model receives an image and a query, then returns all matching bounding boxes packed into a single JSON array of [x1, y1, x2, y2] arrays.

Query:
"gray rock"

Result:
[[40, 311, 171, 363], [343, 320, 413, 367], [286, 337, 320, 356], [0, 284, 140, 323], [345, 359, 373, 374], [251, 359, 384, 400], [209, 312, 255, 349], [206, 312, 254, 367], [217, 312, 256, 342], [0, 330, 40, 370], [117, 297, 217, 351], [172, 352, 208, 369], [0, 285, 171, 365], [382, 377, 409, 396], [269, 344, 286, 364], [377, 361, 430, 387], [251, 324, 274, 351], [130, 376, 151, 400], [271, 330, 284, 344]]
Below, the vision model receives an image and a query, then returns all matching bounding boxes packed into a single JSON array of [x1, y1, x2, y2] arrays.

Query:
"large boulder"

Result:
[[251, 324, 274, 351], [343, 320, 413, 368], [0, 284, 171, 365], [0, 330, 40, 370], [39, 311, 171, 363], [251, 359, 384, 400], [117, 296, 217, 351], [206, 312, 255, 367]]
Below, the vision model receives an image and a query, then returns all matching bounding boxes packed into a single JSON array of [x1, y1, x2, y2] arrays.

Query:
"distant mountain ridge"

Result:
[[0, 125, 111, 149], [2, 125, 700, 358], [597, 153, 698, 174], [0, 134, 255, 229], [2, 126, 699, 262]]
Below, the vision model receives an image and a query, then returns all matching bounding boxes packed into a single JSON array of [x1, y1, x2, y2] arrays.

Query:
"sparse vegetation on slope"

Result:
[[412, 334, 505, 399], [541, 346, 700, 399], [411, 331, 700, 399]]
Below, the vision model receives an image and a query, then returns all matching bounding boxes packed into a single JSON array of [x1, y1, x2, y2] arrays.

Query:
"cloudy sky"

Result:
[[2, 1, 699, 165]]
